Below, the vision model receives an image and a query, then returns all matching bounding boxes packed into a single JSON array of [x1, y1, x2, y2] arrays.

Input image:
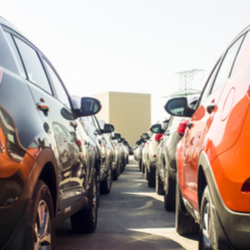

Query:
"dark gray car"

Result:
[[0, 17, 101, 249]]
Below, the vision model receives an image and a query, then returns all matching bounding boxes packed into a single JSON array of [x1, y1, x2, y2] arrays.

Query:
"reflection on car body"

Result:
[[165, 25, 250, 250], [0, 16, 102, 249]]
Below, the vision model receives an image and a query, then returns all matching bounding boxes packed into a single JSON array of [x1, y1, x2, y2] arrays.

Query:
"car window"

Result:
[[92, 116, 101, 130], [199, 60, 221, 105], [13, 37, 52, 94], [42, 59, 71, 109], [211, 35, 245, 92], [4, 32, 26, 78]]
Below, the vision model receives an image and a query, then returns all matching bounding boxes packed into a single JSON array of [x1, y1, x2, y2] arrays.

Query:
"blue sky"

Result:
[[1, 0, 250, 121]]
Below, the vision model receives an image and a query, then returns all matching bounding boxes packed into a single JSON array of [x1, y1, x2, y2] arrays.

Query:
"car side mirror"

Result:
[[71, 96, 102, 117], [164, 97, 194, 117], [80, 98, 102, 116], [150, 124, 165, 134], [103, 123, 115, 133], [114, 133, 121, 140], [141, 132, 150, 140]]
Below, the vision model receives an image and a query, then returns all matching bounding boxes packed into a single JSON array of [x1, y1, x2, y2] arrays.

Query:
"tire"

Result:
[[71, 170, 98, 234], [139, 159, 142, 171], [175, 177, 199, 236], [96, 170, 100, 208], [148, 167, 156, 188], [199, 186, 218, 250], [156, 168, 164, 195], [25, 180, 55, 250], [119, 159, 123, 174], [100, 163, 112, 194], [164, 176, 176, 211], [142, 162, 145, 174], [145, 165, 148, 181], [113, 168, 118, 181], [123, 157, 126, 171]]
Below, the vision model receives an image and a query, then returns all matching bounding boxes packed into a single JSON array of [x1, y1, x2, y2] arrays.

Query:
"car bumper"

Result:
[[0, 196, 30, 249]]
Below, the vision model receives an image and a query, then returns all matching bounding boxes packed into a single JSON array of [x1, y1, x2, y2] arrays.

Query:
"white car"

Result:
[[143, 118, 169, 187]]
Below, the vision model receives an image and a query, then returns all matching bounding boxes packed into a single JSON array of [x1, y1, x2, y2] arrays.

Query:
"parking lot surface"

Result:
[[56, 157, 198, 250]]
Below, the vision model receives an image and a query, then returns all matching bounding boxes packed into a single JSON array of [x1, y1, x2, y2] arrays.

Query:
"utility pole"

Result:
[[176, 69, 204, 96]]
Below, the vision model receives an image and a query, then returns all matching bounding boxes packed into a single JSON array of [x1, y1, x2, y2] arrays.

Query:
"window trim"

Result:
[[41, 56, 72, 109]]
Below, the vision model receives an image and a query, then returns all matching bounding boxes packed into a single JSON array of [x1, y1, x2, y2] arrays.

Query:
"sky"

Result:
[[1, 0, 250, 121]]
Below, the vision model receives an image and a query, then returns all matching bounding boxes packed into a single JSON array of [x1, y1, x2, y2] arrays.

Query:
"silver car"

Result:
[[143, 118, 169, 187], [155, 97, 198, 211]]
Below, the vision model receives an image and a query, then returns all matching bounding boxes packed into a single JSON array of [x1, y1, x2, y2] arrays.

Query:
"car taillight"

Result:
[[177, 120, 189, 136], [75, 139, 82, 146], [242, 178, 250, 193], [155, 133, 163, 142]]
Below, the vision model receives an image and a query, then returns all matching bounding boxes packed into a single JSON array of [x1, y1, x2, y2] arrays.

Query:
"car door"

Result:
[[9, 34, 83, 211], [181, 34, 246, 210]]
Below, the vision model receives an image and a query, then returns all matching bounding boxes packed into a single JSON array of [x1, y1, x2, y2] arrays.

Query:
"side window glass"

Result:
[[212, 35, 244, 92], [4, 32, 26, 78], [199, 60, 221, 105], [43, 59, 71, 109], [14, 37, 52, 94]]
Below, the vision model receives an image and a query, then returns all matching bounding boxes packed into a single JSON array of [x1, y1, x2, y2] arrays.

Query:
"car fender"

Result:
[[25, 148, 59, 216]]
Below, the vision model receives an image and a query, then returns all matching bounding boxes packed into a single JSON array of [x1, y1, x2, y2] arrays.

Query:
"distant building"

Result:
[[91, 92, 151, 146]]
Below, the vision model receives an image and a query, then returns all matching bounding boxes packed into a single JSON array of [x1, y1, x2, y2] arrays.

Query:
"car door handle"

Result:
[[206, 103, 216, 114], [37, 102, 50, 112], [70, 121, 78, 128], [187, 122, 193, 129]]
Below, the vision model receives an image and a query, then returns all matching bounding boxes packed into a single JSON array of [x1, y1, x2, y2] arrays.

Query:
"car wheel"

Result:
[[164, 173, 176, 211], [96, 169, 100, 208], [123, 157, 126, 171], [71, 170, 98, 234], [199, 186, 218, 250], [139, 159, 142, 171], [156, 168, 164, 195], [142, 162, 145, 174], [25, 180, 55, 250], [145, 164, 148, 180], [100, 163, 112, 194], [148, 166, 156, 188], [175, 176, 199, 235], [113, 167, 118, 181], [119, 159, 123, 174]]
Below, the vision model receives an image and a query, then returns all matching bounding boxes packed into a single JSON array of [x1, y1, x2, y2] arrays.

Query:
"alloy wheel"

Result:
[[202, 201, 212, 248], [34, 200, 51, 250]]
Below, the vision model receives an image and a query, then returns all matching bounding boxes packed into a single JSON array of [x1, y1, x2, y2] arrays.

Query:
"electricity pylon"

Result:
[[176, 68, 204, 96]]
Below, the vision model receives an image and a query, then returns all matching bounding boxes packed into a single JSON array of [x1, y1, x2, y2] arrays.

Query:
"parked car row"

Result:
[[135, 24, 250, 250], [0, 16, 132, 249], [79, 115, 130, 192]]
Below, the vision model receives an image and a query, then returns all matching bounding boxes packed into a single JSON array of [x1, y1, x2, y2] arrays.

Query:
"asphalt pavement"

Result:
[[55, 157, 198, 250]]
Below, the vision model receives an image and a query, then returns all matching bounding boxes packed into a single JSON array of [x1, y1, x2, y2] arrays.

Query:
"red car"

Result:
[[165, 25, 250, 249]]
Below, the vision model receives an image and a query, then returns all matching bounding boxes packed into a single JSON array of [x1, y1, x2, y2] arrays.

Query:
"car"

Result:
[[120, 138, 129, 165], [0, 17, 103, 249], [135, 133, 150, 172], [165, 25, 250, 250], [155, 97, 198, 211], [143, 118, 169, 187], [73, 114, 102, 207], [85, 115, 115, 194], [110, 132, 125, 180]]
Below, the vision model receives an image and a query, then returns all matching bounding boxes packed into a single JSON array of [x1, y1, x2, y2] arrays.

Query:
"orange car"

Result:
[[165, 25, 250, 249]]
